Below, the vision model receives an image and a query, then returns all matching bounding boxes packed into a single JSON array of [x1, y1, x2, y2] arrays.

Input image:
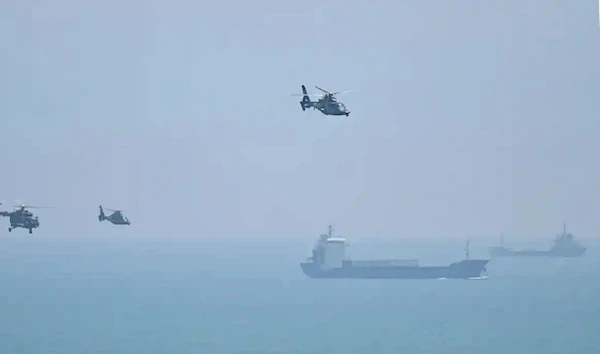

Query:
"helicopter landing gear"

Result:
[[8, 227, 12, 232], [28, 228, 32, 234]]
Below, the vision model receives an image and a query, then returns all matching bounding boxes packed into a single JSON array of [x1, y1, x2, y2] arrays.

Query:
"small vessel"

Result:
[[300, 225, 489, 279], [489, 223, 586, 258]]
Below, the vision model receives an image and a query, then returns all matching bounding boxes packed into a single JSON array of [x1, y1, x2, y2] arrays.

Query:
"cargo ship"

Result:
[[489, 223, 586, 258], [300, 225, 489, 279]]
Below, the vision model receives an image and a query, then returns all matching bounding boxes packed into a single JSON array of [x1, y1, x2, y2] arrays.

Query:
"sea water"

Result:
[[0, 236, 598, 354]]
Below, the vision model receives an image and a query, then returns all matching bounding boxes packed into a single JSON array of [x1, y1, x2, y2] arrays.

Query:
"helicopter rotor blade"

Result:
[[12, 204, 55, 209], [315, 86, 330, 94], [105, 208, 123, 212], [314, 86, 354, 96], [290, 93, 322, 97], [329, 90, 355, 95]]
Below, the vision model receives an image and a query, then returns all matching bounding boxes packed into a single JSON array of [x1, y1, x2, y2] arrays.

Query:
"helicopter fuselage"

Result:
[[303, 98, 350, 116], [318, 101, 349, 116], [3, 211, 40, 233], [105, 215, 130, 225], [99, 212, 130, 225]]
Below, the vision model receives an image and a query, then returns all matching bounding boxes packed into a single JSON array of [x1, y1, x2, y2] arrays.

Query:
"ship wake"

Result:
[[435, 276, 488, 280]]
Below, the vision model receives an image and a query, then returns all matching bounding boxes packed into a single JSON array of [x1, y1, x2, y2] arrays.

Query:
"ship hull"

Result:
[[489, 247, 586, 258], [300, 259, 488, 279]]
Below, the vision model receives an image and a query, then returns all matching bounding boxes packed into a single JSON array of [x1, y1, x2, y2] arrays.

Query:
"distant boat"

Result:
[[489, 223, 586, 258], [300, 225, 489, 279]]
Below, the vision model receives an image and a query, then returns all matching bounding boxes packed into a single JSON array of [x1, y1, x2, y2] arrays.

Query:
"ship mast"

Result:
[[465, 239, 470, 260], [328, 224, 333, 238]]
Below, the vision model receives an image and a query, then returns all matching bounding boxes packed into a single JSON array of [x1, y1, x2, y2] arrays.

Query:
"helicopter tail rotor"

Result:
[[293, 85, 314, 111], [98, 205, 106, 221]]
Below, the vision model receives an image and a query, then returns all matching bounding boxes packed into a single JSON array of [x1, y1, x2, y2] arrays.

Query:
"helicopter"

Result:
[[0, 203, 46, 234], [98, 205, 130, 225], [293, 85, 352, 116]]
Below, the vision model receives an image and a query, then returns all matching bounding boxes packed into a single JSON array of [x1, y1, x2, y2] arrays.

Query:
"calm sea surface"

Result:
[[0, 236, 598, 354]]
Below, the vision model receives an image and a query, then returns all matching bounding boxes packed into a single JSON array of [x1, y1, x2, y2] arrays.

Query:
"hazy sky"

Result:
[[1, 0, 598, 240]]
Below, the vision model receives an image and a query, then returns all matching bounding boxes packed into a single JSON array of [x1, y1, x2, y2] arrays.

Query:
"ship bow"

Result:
[[450, 259, 489, 278]]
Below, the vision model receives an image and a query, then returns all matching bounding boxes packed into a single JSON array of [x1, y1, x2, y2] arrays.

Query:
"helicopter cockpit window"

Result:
[[338, 103, 346, 110]]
